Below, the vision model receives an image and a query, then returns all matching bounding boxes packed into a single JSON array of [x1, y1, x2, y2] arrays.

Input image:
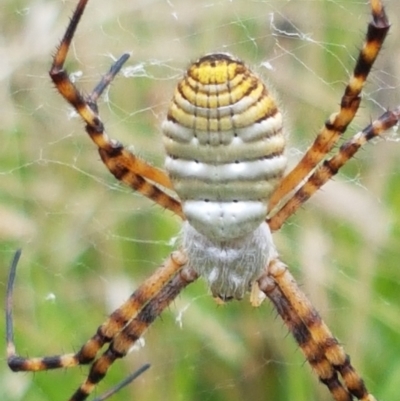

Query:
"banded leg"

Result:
[[268, 0, 390, 213], [69, 264, 198, 401], [49, 0, 183, 218], [268, 106, 400, 231], [7, 250, 188, 372], [259, 258, 376, 401], [258, 272, 352, 401]]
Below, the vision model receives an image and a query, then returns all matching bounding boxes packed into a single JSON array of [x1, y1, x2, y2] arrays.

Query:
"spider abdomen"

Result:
[[162, 53, 286, 242]]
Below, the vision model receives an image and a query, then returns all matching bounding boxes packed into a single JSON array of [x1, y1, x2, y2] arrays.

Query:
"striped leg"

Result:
[[258, 258, 376, 401], [49, 0, 183, 218], [268, 107, 400, 231], [268, 0, 390, 215], [7, 250, 189, 374], [69, 264, 198, 401]]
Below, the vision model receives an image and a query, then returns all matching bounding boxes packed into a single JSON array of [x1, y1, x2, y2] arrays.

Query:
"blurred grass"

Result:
[[1, 1, 400, 401]]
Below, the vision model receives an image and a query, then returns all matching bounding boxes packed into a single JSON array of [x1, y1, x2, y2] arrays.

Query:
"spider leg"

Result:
[[259, 273, 352, 401], [85, 55, 176, 193], [7, 250, 189, 373], [49, 0, 183, 217], [258, 258, 377, 401], [91, 363, 150, 401], [268, 0, 390, 214], [69, 261, 198, 401], [5, 249, 22, 365], [268, 106, 400, 231]]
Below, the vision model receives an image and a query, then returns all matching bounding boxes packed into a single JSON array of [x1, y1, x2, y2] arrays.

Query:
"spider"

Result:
[[6, 0, 400, 400]]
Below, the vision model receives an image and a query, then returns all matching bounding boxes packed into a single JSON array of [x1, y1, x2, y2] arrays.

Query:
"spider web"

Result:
[[1, 1, 400, 401]]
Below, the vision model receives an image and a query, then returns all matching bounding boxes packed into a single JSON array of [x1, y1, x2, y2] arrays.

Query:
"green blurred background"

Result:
[[1, 1, 400, 400]]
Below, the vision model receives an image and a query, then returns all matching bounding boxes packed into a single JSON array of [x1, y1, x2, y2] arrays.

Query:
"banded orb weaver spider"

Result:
[[6, 0, 400, 401]]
